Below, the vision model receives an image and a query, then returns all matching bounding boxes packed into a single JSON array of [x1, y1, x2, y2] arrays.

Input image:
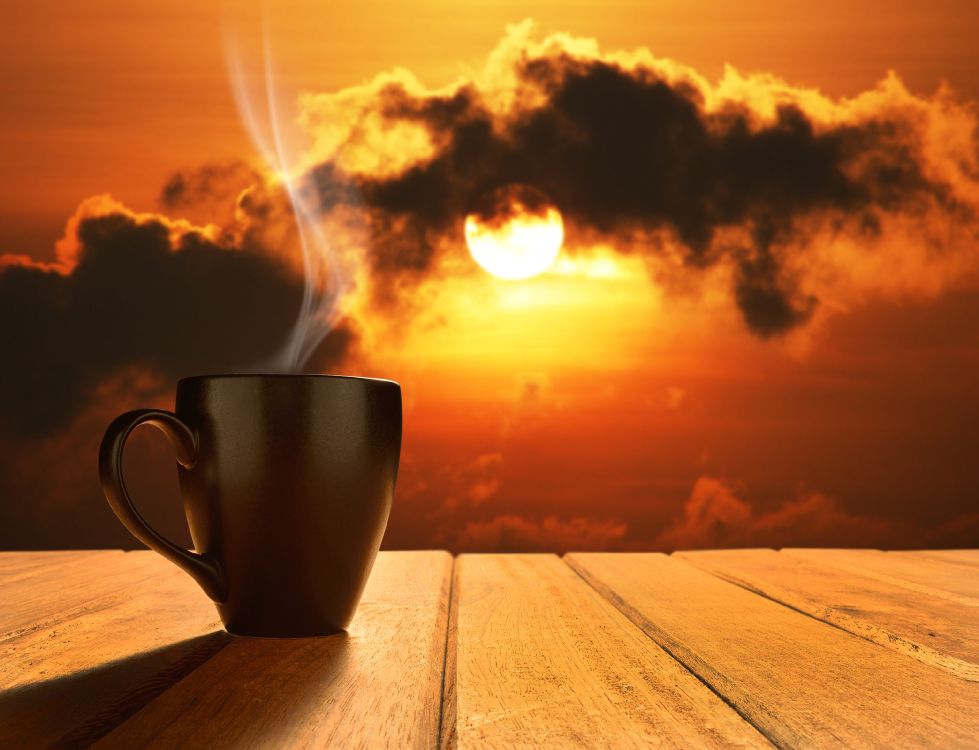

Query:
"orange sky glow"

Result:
[[1, 1, 977, 551]]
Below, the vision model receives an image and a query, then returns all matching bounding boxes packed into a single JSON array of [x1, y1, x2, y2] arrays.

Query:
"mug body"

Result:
[[175, 374, 402, 637]]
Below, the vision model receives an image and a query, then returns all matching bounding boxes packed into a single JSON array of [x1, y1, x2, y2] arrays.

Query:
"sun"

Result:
[[465, 185, 564, 281]]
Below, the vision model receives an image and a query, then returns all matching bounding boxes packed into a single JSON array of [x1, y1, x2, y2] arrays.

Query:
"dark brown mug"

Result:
[[98, 374, 402, 637]]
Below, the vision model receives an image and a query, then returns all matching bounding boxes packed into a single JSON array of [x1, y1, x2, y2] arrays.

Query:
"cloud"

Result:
[[501, 372, 556, 437], [395, 467, 973, 553], [3, 22, 978, 552], [298, 21, 979, 336], [642, 385, 687, 411], [455, 514, 629, 553], [0, 198, 354, 435], [469, 183, 556, 229], [655, 476, 909, 549], [0, 368, 179, 548], [7, 22, 969, 438], [464, 453, 506, 504], [159, 160, 262, 223], [930, 512, 979, 548], [440, 452, 506, 510]]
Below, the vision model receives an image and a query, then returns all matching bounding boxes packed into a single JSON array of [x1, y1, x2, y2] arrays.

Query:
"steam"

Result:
[[223, 18, 346, 372]]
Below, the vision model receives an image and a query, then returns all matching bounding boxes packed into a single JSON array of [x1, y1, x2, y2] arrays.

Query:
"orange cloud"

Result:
[[654, 476, 910, 550], [291, 21, 979, 339], [455, 514, 629, 553]]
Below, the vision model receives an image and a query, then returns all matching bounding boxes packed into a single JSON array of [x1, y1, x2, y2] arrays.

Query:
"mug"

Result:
[[99, 374, 402, 637]]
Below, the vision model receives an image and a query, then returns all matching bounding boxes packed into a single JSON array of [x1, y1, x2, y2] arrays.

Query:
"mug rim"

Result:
[[177, 373, 400, 388]]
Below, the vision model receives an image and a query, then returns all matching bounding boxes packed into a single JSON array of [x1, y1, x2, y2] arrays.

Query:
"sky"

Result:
[[1, 0, 977, 551]]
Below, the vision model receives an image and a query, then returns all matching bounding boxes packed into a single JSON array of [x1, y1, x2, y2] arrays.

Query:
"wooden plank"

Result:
[[896, 550, 979, 569], [439, 557, 458, 750], [0, 552, 226, 749], [0, 550, 113, 581], [786, 548, 979, 605], [677, 548, 979, 681], [0, 550, 107, 567], [449, 554, 770, 749], [96, 551, 453, 750], [568, 552, 979, 749], [0, 550, 183, 635]]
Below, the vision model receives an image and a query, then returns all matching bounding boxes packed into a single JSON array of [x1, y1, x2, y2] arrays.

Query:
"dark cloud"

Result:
[[734, 249, 817, 337], [0, 211, 353, 435], [469, 183, 556, 229], [315, 53, 953, 334], [160, 160, 261, 212]]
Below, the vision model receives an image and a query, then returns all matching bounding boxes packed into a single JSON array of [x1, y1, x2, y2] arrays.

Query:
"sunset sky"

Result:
[[1, 0, 977, 551]]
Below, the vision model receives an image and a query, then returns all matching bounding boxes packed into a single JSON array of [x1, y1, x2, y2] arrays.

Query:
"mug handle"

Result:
[[99, 409, 226, 602]]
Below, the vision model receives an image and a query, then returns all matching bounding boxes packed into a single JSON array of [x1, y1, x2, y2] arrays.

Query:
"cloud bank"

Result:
[[303, 21, 979, 333], [0, 196, 352, 435], [3, 22, 977, 435], [1, 23, 978, 560]]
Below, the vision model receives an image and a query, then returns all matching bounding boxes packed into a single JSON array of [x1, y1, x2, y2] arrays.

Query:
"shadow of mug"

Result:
[[99, 375, 402, 637]]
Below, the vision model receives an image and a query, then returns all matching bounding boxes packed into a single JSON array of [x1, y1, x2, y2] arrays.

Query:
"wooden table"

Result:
[[2, 549, 978, 748]]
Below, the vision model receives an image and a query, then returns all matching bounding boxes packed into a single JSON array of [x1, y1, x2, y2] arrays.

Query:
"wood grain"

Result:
[[439, 556, 458, 750], [0, 550, 108, 575], [96, 551, 453, 750], [0, 551, 115, 591], [677, 548, 979, 681], [894, 550, 979, 569], [0, 550, 181, 635], [786, 548, 979, 605], [568, 552, 979, 749], [0, 552, 226, 749], [449, 554, 770, 749]]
